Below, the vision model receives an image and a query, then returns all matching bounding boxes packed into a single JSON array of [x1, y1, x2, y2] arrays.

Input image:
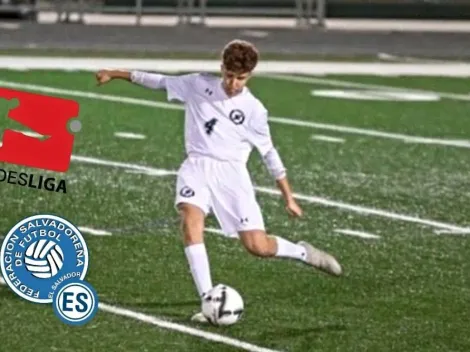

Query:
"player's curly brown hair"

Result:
[[221, 39, 259, 73]]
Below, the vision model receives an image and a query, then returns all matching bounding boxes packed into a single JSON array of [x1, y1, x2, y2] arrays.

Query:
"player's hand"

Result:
[[95, 70, 113, 86], [285, 199, 303, 218]]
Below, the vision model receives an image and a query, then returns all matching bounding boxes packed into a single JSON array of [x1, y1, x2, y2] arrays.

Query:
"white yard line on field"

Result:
[[311, 135, 345, 143], [264, 74, 470, 102], [78, 227, 112, 236], [377, 52, 463, 64], [70, 154, 469, 233], [205, 227, 238, 238], [271, 116, 470, 149], [114, 132, 147, 140], [1, 80, 469, 149], [98, 303, 284, 352], [71, 155, 177, 176], [0, 80, 183, 110], [254, 186, 469, 233], [76, 225, 234, 238], [433, 229, 470, 235], [205, 227, 225, 235], [1, 57, 470, 76], [12, 130, 43, 138], [0, 279, 282, 352], [334, 229, 380, 239]]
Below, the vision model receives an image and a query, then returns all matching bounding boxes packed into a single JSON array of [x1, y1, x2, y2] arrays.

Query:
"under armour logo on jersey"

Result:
[[229, 109, 245, 125], [180, 186, 195, 197], [205, 88, 213, 96], [240, 217, 249, 224]]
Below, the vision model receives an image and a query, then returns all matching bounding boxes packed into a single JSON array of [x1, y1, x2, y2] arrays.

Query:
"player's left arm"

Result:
[[249, 110, 303, 217]]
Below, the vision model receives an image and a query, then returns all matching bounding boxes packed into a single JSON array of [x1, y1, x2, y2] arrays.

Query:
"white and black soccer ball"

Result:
[[202, 284, 244, 326], [24, 239, 64, 279]]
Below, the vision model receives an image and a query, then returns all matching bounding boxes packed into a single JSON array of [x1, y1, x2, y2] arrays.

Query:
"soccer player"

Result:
[[95, 39, 342, 322]]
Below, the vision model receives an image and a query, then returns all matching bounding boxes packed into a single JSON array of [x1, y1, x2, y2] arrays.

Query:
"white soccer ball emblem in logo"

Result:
[[25, 239, 64, 279], [202, 284, 244, 326]]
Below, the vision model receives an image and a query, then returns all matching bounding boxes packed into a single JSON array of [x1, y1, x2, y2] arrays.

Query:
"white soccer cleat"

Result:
[[191, 311, 209, 323], [298, 241, 343, 276]]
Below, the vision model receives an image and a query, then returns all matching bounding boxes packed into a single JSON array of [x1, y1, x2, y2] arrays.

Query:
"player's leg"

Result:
[[238, 229, 342, 276], [210, 164, 342, 276], [176, 202, 214, 323], [177, 202, 213, 298], [174, 159, 214, 300]]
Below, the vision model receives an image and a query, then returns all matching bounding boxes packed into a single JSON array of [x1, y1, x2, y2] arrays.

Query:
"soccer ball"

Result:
[[201, 284, 244, 326]]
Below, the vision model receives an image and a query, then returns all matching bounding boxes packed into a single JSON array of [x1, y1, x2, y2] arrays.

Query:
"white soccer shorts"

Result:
[[174, 156, 265, 236]]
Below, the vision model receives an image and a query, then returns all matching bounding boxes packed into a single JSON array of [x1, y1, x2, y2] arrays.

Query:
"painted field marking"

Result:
[[1, 80, 468, 149], [0, 80, 183, 110], [271, 116, 470, 149], [377, 52, 461, 64], [71, 155, 177, 176], [311, 89, 441, 101], [433, 229, 470, 235], [205, 227, 225, 235], [69, 154, 469, 233], [1, 57, 470, 77], [254, 186, 469, 233], [334, 229, 380, 239], [311, 135, 345, 143], [205, 227, 238, 238], [0, 279, 282, 352], [98, 303, 284, 352], [114, 132, 147, 140], [76, 225, 233, 238], [15, 130, 43, 138], [78, 227, 112, 236], [265, 74, 470, 102]]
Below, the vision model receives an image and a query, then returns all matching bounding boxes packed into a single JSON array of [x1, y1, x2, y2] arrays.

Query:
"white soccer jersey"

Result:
[[130, 70, 286, 234], [163, 72, 273, 163]]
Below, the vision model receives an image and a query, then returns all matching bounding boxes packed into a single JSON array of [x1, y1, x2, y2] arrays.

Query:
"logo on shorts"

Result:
[[180, 186, 195, 197], [229, 109, 245, 125], [0, 214, 89, 304], [53, 279, 99, 326]]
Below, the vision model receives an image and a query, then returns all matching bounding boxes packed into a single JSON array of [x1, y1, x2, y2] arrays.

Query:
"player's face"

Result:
[[221, 67, 251, 96]]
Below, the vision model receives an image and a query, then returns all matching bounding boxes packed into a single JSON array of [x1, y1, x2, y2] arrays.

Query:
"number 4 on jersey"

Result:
[[204, 118, 218, 135]]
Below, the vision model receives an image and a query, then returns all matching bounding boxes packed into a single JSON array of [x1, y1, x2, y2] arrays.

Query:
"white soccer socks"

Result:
[[184, 243, 213, 298], [274, 236, 307, 261]]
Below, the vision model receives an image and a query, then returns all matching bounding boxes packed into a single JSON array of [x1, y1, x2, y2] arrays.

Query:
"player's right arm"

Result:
[[95, 69, 195, 103], [95, 69, 132, 85]]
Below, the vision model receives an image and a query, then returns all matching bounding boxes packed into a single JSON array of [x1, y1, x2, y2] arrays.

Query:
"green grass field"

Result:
[[0, 68, 469, 352]]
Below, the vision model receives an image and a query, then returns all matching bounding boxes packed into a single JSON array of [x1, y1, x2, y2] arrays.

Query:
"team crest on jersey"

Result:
[[180, 186, 195, 197], [0, 214, 89, 304], [229, 109, 245, 125]]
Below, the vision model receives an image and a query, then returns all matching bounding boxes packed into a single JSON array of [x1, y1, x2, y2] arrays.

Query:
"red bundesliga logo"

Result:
[[0, 88, 80, 173]]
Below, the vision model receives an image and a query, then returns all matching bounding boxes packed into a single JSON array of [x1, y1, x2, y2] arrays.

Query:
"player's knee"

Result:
[[239, 230, 275, 257], [178, 203, 205, 245]]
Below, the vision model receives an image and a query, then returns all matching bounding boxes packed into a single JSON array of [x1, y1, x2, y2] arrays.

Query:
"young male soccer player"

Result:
[[95, 39, 342, 322]]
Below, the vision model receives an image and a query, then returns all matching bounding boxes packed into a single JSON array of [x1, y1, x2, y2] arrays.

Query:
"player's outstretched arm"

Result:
[[95, 69, 171, 91], [95, 69, 193, 104], [95, 69, 132, 85]]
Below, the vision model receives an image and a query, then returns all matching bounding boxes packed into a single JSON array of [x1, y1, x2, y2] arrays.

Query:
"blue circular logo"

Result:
[[0, 214, 89, 304], [53, 279, 99, 326]]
